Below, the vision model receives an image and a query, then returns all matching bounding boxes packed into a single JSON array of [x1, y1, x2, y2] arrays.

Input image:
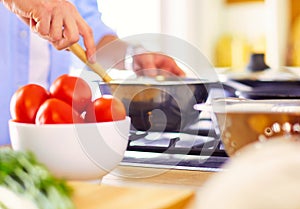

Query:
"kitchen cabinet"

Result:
[[286, 0, 300, 66], [223, 0, 300, 68], [226, 0, 264, 3]]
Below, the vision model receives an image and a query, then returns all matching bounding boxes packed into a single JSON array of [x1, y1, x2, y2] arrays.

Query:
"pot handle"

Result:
[[194, 97, 250, 112], [193, 103, 213, 112], [222, 80, 253, 92]]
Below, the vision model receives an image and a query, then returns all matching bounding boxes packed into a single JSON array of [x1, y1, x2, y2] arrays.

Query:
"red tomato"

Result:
[[35, 98, 84, 124], [49, 74, 92, 113], [85, 95, 126, 122], [10, 84, 50, 123]]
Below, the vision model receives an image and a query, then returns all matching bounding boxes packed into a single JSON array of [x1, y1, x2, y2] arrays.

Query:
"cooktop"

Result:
[[121, 112, 228, 172]]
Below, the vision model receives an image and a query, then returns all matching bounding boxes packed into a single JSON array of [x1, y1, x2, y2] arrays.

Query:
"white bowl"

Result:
[[9, 117, 131, 180]]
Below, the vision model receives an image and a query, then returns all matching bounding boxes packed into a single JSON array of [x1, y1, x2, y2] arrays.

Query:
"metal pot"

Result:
[[97, 77, 222, 132]]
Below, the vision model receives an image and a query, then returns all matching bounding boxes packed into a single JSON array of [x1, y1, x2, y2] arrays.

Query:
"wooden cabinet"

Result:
[[226, 0, 264, 3], [290, 0, 300, 26], [286, 0, 300, 66]]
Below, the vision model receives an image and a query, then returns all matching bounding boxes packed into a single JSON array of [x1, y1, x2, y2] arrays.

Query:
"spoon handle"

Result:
[[69, 43, 112, 82]]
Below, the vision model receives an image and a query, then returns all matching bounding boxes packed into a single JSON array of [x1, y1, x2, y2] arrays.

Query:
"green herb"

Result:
[[0, 201, 9, 209], [0, 148, 74, 209]]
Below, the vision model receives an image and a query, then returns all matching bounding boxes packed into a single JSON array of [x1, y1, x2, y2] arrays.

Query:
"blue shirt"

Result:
[[0, 1, 115, 145]]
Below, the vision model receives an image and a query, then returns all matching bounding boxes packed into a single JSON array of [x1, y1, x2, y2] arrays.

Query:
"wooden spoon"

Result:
[[69, 43, 112, 82]]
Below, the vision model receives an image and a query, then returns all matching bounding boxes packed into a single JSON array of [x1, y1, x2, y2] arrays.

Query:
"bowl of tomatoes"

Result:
[[8, 74, 130, 180]]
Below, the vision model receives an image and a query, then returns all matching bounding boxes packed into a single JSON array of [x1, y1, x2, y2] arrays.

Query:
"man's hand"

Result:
[[2, 0, 95, 61], [133, 52, 186, 77], [95, 35, 186, 77]]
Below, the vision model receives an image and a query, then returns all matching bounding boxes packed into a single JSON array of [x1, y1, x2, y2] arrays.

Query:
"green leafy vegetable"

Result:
[[0, 148, 74, 209], [0, 201, 9, 209]]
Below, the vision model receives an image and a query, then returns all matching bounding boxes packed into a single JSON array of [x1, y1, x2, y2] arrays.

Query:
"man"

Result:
[[0, 0, 185, 145]]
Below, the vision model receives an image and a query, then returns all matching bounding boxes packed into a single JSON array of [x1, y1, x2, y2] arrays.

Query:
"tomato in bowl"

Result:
[[9, 74, 130, 180]]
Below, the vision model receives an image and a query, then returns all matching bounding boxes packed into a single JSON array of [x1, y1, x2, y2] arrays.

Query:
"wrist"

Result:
[[124, 44, 147, 71]]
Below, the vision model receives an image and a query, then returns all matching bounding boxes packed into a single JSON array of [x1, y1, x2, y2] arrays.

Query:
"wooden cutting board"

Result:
[[69, 181, 195, 209]]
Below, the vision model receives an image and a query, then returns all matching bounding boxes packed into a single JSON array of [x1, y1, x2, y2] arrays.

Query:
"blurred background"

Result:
[[98, 0, 300, 72]]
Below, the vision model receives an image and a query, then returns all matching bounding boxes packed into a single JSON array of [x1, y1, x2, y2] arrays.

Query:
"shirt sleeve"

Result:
[[72, 0, 117, 45]]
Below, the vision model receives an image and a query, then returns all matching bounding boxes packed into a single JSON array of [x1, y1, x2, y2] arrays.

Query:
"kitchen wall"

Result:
[[98, 0, 291, 71], [98, 0, 161, 37], [161, 0, 290, 70]]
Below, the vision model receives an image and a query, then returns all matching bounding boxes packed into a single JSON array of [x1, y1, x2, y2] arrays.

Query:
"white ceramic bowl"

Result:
[[9, 117, 131, 180]]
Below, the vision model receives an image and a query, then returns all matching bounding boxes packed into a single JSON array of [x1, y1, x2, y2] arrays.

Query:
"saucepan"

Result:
[[97, 76, 223, 132], [70, 43, 224, 132]]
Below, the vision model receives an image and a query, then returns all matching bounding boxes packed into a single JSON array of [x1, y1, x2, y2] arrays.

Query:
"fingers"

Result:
[[51, 6, 95, 62], [133, 53, 186, 77], [157, 54, 186, 77], [24, 0, 95, 59], [52, 14, 79, 50], [170, 61, 186, 77], [49, 12, 64, 42], [34, 15, 51, 38], [134, 54, 158, 77], [77, 18, 96, 63]]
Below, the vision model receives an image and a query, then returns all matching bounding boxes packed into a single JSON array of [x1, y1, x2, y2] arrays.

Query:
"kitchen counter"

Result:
[[103, 165, 215, 188], [100, 165, 216, 208], [0, 146, 218, 208], [70, 165, 217, 209]]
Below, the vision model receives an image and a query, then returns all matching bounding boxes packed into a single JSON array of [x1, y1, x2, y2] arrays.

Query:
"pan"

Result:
[[97, 77, 222, 132], [227, 79, 300, 99]]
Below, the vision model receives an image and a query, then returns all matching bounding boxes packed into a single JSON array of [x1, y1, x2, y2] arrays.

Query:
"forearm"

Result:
[[96, 34, 129, 70]]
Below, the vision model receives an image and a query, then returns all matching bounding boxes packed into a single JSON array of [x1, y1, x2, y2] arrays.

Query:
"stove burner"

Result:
[[122, 114, 228, 171], [127, 131, 226, 157]]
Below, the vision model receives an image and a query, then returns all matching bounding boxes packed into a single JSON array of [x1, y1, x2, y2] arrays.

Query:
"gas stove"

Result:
[[120, 79, 300, 171], [121, 111, 228, 172]]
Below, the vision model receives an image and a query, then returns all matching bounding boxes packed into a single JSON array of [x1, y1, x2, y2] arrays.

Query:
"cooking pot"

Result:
[[97, 77, 222, 132]]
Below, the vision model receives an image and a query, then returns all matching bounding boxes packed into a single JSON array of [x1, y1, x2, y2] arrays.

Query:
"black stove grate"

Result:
[[121, 115, 228, 171], [126, 131, 227, 157]]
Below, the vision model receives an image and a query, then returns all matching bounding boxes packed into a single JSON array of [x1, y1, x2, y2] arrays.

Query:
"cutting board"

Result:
[[69, 181, 195, 209]]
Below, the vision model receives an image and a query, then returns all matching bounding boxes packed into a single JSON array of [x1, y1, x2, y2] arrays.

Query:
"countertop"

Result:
[[0, 145, 217, 208], [103, 165, 215, 188], [100, 165, 217, 208]]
